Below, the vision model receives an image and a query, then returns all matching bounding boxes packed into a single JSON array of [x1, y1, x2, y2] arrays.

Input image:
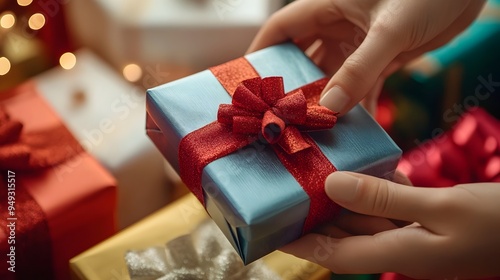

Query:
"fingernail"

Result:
[[325, 172, 360, 203], [319, 86, 350, 114]]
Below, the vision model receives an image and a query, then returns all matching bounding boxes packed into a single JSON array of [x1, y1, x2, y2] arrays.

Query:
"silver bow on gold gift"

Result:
[[125, 219, 281, 280]]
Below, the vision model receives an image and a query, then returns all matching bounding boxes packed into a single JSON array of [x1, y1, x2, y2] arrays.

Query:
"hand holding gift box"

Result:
[[238, 1, 500, 278], [146, 43, 401, 263]]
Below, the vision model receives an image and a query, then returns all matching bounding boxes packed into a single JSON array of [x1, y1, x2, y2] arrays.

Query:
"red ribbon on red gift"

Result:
[[399, 108, 500, 187], [0, 106, 82, 279], [179, 57, 342, 233]]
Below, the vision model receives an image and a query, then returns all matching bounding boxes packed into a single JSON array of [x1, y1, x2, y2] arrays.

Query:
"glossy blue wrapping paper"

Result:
[[146, 43, 401, 264]]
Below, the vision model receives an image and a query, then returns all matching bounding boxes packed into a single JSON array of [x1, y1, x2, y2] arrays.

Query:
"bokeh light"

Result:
[[485, 156, 500, 179], [17, 0, 33, 6], [484, 136, 498, 154], [123, 64, 142, 82], [0, 57, 11, 76], [0, 12, 16, 29], [59, 52, 77, 70], [28, 13, 45, 30]]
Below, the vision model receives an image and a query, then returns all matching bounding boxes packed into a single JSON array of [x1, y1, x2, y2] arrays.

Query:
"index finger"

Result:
[[246, 0, 341, 53]]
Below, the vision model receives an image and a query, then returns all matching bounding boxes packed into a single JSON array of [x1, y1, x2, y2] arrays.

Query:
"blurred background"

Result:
[[0, 0, 285, 91]]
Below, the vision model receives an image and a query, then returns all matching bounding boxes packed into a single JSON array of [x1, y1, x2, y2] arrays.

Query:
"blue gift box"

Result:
[[146, 43, 401, 264]]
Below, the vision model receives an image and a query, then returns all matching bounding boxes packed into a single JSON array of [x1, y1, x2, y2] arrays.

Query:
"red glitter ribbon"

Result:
[[0, 107, 83, 279], [179, 57, 341, 233]]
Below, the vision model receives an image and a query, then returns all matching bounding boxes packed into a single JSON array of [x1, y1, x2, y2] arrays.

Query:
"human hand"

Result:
[[247, 0, 485, 116], [281, 171, 500, 279]]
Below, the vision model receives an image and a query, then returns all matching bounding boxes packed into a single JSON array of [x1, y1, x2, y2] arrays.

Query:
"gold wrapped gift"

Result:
[[70, 194, 330, 280]]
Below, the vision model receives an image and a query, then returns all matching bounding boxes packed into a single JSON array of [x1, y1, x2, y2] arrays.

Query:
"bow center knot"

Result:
[[217, 77, 337, 154]]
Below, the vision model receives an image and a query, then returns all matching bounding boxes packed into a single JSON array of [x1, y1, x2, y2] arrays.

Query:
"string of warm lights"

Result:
[[0, 0, 145, 84], [0, 0, 77, 77]]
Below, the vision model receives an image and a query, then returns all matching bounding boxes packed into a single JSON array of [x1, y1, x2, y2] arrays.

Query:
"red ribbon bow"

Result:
[[0, 107, 82, 170], [217, 77, 337, 154], [179, 57, 342, 234]]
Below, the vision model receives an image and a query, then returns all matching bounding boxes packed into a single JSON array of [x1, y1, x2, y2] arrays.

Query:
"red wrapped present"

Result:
[[398, 107, 500, 187], [0, 82, 117, 280]]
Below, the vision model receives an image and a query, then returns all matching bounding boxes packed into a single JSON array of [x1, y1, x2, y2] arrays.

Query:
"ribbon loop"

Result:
[[262, 110, 286, 144], [216, 77, 337, 154], [272, 90, 307, 125], [241, 77, 262, 98], [261, 77, 285, 105], [278, 126, 311, 154], [233, 116, 261, 135], [300, 106, 339, 131], [217, 104, 260, 126], [232, 83, 269, 113]]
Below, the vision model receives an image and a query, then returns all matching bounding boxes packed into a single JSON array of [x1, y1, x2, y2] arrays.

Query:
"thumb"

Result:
[[325, 171, 436, 223], [319, 27, 402, 116]]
